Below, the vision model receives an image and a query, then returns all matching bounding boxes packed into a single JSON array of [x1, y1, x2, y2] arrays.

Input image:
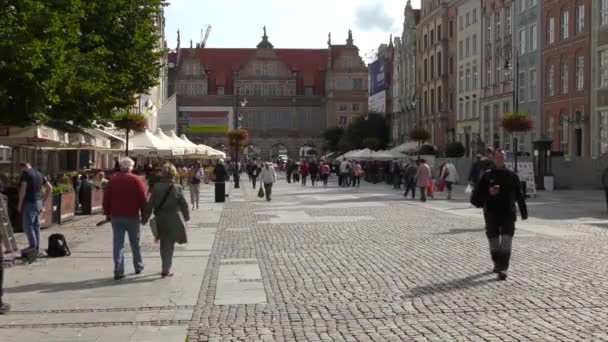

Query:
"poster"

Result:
[[506, 161, 536, 197]]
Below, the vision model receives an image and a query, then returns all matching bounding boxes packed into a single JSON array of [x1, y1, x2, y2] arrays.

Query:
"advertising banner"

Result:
[[182, 110, 230, 134], [368, 91, 386, 113], [369, 60, 386, 95]]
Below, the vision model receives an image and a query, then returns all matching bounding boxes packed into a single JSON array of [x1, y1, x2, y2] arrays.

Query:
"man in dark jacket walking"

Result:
[[471, 148, 528, 281]]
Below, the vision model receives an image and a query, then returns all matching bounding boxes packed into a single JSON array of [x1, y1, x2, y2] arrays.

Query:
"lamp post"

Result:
[[504, 49, 520, 172], [233, 89, 248, 189]]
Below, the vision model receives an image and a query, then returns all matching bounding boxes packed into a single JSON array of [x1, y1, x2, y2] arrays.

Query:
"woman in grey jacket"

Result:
[[142, 163, 190, 278]]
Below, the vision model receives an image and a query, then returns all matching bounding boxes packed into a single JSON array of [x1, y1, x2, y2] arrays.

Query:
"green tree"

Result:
[[445, 142, 466, 158], [345, 113, 389, 150], [0, 0, 165, 126], [321, 127, 344, 151]]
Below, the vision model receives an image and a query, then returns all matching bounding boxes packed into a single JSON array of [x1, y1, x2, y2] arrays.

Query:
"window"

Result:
[[561, 62, 569, 94], [548, 17, 555, 44], [561, 11, 569, 40], [472, 100, 478, 118], [217, 87, 224, 95], [459, 103, 464, 121], [503, 102, 510, 116], [530, 69, 537, 100], [472, 34, 477, 54], [465, 102, 470, 120], [486, 16, 492, 42], [495, 11, 501, 40], [437, 52, 442, 76], [438, 25, 442, 41], [473, 9, 477, 23], [486, 60, 492, 86], [466, 65, 471, 91], [519, 29, 526, 55], [495, 56, 501, 84], [576, 56, 584, 91], [603, 0, 608, 26], [430, 89, 435, 112], [339, 104, 348, 111], [352, 104, 360, 112], [339, 116, 347, 126], [560, 115, 569, 153], [530, 24, 537, 51], [547, 64, 555, 96], [602, 50, 608, 89], [518, 72, 526, 103], [459, 67, 464, 92], [424, 59, 428, 81], [449, 56, 454, 74], [473, 63, 478, 88], [459, 16, 464, 30], [519, 0, 525, 13], [449, 20, 454, 38], [449, 92, 454, 110], [430, 29, 434, 45], [424, 34, 428, 49], [505, 6, 512, 33], [601, 111, 608, 154], [305, 87, 313, 96], [466, 37, 470, 57], [438, 86, 442, 110], [546, 116, 554, 141], [576, 5, 584, 33], [459, 41, 463, 59], [353, 78, 364, 90], [430, 55, 435, 79]]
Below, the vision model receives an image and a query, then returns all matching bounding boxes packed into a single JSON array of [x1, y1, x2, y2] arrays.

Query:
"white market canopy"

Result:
[[130, 130, 173, 157], [179, 134, 206, 156], [167, 130, 196, 155], [343, 149, 361, 159], [390, 141, 419, 154], [153, 129, 185, 156], [0, 125, 69, 147], [202, 145, 226, 159]]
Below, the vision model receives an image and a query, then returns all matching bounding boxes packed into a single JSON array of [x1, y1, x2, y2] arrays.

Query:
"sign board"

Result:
[[369, 60, 386, 95], [368, 91, 386, 113], [505, 161, 537, 197]]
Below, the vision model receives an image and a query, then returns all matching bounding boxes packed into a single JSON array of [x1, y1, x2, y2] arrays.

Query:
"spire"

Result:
[[346, 29, 354, 46], [257, 26, 274, 49], [190, 39, 193, 48], [389, 34, 393, 47], [177, 29, 181, 49], [327, 32, 332, 46]]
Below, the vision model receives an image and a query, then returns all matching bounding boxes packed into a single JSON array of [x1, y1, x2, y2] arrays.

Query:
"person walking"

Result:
[[320, 162, 330, 187], [468, 148, 495, 189], [189, 162, 204, 210], [103, 157, 148, 280], [339, 158, 349, 187], [212, 159, 228, 203], [392, 160, 402, 189], [259, 162, 277, 201], [300, 161, 310, 186], [17, 162, 52, 255], [142, 164, 189, 278], [471, 148, 528, 281], [353, 162, 363, 188], [403, 161, 418, 199], [251, 161, 261, 189], [441, 161, 459, 200], [415, 159, 432, 202], [309, 161, 319, 187]]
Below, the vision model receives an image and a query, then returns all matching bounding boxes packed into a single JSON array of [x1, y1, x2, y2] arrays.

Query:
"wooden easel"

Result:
[[0, 194, 19, 259]]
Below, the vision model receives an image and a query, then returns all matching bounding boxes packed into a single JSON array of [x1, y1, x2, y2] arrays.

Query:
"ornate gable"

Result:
[[238, 48, 293, 80]]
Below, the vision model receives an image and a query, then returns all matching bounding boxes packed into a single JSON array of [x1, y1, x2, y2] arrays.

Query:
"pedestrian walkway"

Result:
[[0, 184, 224, 342]]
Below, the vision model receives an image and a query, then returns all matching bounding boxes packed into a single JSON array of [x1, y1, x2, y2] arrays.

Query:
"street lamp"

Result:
[[504, 50, 520, 172], [233, 89, 247, 189]]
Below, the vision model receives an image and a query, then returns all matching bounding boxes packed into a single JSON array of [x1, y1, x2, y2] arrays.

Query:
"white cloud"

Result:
[[354, 2, 397, 32]]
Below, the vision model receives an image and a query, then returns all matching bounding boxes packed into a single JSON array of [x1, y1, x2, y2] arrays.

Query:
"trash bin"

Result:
[[215, 182, 225, 203]]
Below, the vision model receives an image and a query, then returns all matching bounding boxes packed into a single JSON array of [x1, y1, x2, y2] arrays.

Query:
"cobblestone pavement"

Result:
[[187, 177, 608, 342]]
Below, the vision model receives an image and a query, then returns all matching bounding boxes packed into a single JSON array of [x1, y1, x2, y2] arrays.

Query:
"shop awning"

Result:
[[0, 125, 69, 147], [130, 130, 173, 157]]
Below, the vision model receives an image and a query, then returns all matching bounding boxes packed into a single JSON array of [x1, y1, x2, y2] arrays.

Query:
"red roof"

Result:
[[177, 48, 328, 96]]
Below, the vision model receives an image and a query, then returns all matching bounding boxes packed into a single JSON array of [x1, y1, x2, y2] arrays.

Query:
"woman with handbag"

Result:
[[189, 162, 204, 210], [142, 163, 190, 278]]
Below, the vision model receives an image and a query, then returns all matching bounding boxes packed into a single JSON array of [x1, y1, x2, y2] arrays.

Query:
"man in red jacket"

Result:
[[103, 157, 148, 280]]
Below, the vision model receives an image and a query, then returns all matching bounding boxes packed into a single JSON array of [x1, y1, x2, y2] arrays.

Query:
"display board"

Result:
[[506, 161, 536, 197]]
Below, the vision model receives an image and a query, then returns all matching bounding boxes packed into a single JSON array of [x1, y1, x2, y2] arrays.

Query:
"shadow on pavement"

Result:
[[7, 274, 159, 294], [435, 228, 485, 235], [404, 271, 494, 298]]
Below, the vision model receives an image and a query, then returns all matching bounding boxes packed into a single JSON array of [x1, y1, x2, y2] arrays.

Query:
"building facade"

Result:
[[391, 37, 404, 143], [542, 0, 590, 157], [167, 29, 368, 160], [447, 1, 458, 147], [399, 1, 421, 145], [591, 0, 608, 158], [513, 0, 542, 154], [417, 0, 450, 147], [480, 0, 514, 150], [456, 0, 483, 157]]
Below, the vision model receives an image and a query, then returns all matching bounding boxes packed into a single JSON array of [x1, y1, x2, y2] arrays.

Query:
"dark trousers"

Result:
[[252, 176, 257, 189], [485, 215, 516, 272], [214, 182, 225, 203], [419, 187, 427, 202], [404, 179, 416, 199], [287, 172, 292, 183], [311, 174, 317, 186], [264, 183, 273, 201], [302, 175, 307, 186], [353, 176, 361, 187], [322, 174, 329, 186], [393, 175, 401, 189], [338, 174, 344, 186]]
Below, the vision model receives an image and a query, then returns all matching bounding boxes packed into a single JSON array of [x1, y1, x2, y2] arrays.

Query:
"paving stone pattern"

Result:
[[187, 181, 608, 341]]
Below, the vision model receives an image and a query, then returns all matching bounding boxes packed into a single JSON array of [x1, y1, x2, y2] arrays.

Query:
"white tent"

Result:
[[202, 145, 226, 159], [350, 148, 373, 160], [130, 130, 173, 156], [180, 134, 207, 156], [154, 129, 185, 156], [371, 150, 399, 161], [343, 149, 361, 159], [391, 141, 419, 154], [167, 130, 196, 155]]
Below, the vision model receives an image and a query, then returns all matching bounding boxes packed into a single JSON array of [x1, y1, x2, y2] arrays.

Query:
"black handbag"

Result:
[[257, 186, 264, 198]]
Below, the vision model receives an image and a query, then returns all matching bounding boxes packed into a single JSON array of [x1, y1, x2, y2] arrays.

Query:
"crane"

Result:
[[200, 25, 212, 48]]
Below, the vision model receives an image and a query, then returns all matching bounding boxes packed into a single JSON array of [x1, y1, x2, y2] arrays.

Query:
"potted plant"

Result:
[[226, 128, 249, 159], [52, 183, 76, 224], [113, 112, 148, 156]]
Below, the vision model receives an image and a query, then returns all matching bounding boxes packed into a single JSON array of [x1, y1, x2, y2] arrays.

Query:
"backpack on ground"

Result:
[[46, 233, 71, 257]]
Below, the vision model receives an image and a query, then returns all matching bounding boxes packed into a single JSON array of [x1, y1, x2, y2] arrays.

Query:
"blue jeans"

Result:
[[22, 200, 42, 252], [111, 217, 144, 276]]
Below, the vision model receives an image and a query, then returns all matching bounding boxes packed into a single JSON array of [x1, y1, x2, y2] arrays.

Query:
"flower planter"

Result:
[[81, 186, 104, 215], [53, 191, 75, 224]]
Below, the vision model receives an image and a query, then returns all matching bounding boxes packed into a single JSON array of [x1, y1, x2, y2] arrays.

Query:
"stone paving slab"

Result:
[[0, 325, 189, 342]]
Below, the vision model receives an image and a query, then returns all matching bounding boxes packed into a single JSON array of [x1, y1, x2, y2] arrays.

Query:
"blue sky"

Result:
[[165, 0, 421, 60]]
